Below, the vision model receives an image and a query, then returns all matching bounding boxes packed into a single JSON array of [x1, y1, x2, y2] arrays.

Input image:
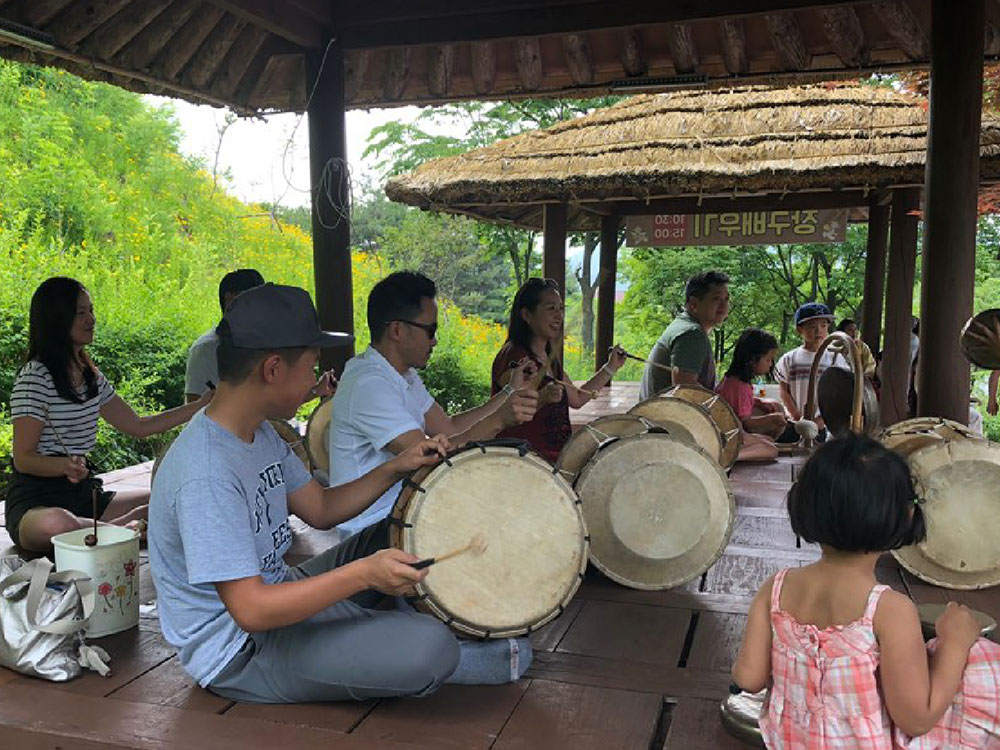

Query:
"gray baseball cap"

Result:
[[218, 283, 353, 349]]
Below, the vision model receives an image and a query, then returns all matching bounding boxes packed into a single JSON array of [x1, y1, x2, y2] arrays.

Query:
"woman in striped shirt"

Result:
[[7, 277, 212, 552]]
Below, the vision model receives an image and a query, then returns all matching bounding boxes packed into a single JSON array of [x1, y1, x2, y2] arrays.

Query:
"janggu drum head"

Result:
[[575, 432, 734, 590], [893, 439, 1000, 589], [555, 414, 656, 486], [878, 417, 980, 457], [627, 396, 725, 465], [662, 385, 743, 469], [960, 308, 1000, 370], [390, 444, 587, 638]]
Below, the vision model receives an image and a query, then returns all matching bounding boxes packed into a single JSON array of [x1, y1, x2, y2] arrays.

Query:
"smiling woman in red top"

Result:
[[490, 278, 626, 463]]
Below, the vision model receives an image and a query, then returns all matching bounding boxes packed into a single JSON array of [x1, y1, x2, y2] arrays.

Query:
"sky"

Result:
[[146, 96, 427, 208]]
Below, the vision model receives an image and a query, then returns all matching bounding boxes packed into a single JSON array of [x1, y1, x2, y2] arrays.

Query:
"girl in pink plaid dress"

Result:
[[732, 434, 1000, 749]]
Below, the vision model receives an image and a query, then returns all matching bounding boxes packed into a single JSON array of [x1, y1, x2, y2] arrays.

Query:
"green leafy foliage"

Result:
[[0, 61, 509, 495]]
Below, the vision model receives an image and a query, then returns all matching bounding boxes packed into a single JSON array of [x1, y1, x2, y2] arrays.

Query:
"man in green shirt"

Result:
[[639, 270, 731, 399]]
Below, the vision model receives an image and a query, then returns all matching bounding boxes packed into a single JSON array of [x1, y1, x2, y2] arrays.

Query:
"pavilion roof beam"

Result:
[[765, 12, 811, 71], [47, 0, 131, 50], [154, 6, 224, 82], [335, 0, 856, 48], [115, 0, 200, 72], [185, 15, 246, 89], [202, 0, 324, 49], [871, 0, 929, 60], [77, 1, 169, 59], [382, 47, 410, 101], [470, 41, 497, 94], [666, 23, 699, 73], [817, 6, 869, 68], [7, 0, 70, 28], [719, 18, 749, 74], [233, 35, 293, 105], [562, 33, 594, 85], [514, 38, 543, 91], [344, 49, 369, 101], [207, 22, 268, 100], [618, 29, 647, 77], [427, 44, 454, 97]]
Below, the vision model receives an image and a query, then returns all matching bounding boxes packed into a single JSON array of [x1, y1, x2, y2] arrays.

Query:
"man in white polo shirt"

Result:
[[329, 271, 538, 535]]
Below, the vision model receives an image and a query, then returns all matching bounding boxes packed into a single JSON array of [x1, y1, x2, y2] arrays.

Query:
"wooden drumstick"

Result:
[[410, 533, 488, 570], [618, 349, 673, 373], [46, 415, 98, 547]]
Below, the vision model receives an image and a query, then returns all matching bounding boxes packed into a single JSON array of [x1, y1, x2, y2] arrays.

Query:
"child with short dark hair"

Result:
[[716, 328, 793, 461], [733, 434, 1000, 749]]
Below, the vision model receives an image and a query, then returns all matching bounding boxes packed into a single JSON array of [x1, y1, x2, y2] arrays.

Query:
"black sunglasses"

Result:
[[394, 319, 438, 339]]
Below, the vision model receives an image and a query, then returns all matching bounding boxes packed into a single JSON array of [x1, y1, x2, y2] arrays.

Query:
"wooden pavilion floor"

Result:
[[2, 386, 999, 748]]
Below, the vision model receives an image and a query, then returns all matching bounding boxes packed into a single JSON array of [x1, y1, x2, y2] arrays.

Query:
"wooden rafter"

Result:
[[764, 12, 811, 71], [155, 6, 224, 81], [233, 35, 292, 106], [718, 18, 748, 74], [427, 44, 454, 97], [514, 37, 543, 91], [562, 34, 594, 85], [186, 15, 246, 89], [203, 0, 323, 49], [871, 0, 929, 60], [382, 46, 410, 101], [470, 40, 496, 94], [666, 23, 698, 74], [618, 29, 647, 77], [817, 6, 868, 68], [115, 0, 200, 72], [335, 0, 855, 48], [208, 22, 268, 99], [344, 49, 369, 101], [8, 0, 70, 28], [47, 0, 132, 50], [78, 2, 169, 59]]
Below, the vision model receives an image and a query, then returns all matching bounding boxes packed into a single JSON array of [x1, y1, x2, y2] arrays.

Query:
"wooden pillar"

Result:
[[861, 197, 890, 353], [916, 0, 985, 424], [543, 203, 567, 364], [307, 42, 355, 373], [880, 188, 920, 428], [595, 214, 619, 372]]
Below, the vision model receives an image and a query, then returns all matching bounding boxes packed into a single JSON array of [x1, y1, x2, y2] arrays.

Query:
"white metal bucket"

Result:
[[52, 526, 140, 637]]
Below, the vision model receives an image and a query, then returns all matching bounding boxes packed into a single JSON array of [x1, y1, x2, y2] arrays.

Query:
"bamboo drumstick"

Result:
[[410, 533, 488, 570], [46, 415, 98, 546], [619, 350, 674, 373]]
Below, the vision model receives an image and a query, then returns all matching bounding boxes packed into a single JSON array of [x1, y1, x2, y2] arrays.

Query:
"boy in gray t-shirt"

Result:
[[150, 284, 460, 702]]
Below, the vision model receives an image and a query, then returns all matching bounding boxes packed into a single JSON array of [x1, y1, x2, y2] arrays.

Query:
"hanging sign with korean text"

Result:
[[625, 209, 848, 247]]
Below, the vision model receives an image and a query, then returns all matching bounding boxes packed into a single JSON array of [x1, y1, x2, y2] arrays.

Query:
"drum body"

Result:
[[661, 384, 743, 469], [555, 414, 655, 486], [628, 395, 725, 465], [575, 432, 734, 590], [389, 444, 587, 638], [878, 417, 979, 457], [719, 691, 766, 748], [305, 398, 332, 475], [893, 439, 1000, 589]]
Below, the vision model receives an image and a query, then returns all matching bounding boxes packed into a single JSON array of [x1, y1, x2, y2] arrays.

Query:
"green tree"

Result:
[[363, 98, 620, 290]]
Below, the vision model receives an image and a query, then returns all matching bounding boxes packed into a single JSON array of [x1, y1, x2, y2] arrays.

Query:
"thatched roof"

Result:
[[385, 83, 1000, 230]]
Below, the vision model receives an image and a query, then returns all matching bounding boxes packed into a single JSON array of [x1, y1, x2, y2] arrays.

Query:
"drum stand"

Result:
[[800, 331, 866, 451]]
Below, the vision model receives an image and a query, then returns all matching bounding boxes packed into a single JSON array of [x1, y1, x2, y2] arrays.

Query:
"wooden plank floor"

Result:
[[3, 450, 999, 749]]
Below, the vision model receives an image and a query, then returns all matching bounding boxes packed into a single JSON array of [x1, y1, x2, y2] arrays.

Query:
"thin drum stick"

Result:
[[620, 350, 674, 373], [410, 534, 488, 570]]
